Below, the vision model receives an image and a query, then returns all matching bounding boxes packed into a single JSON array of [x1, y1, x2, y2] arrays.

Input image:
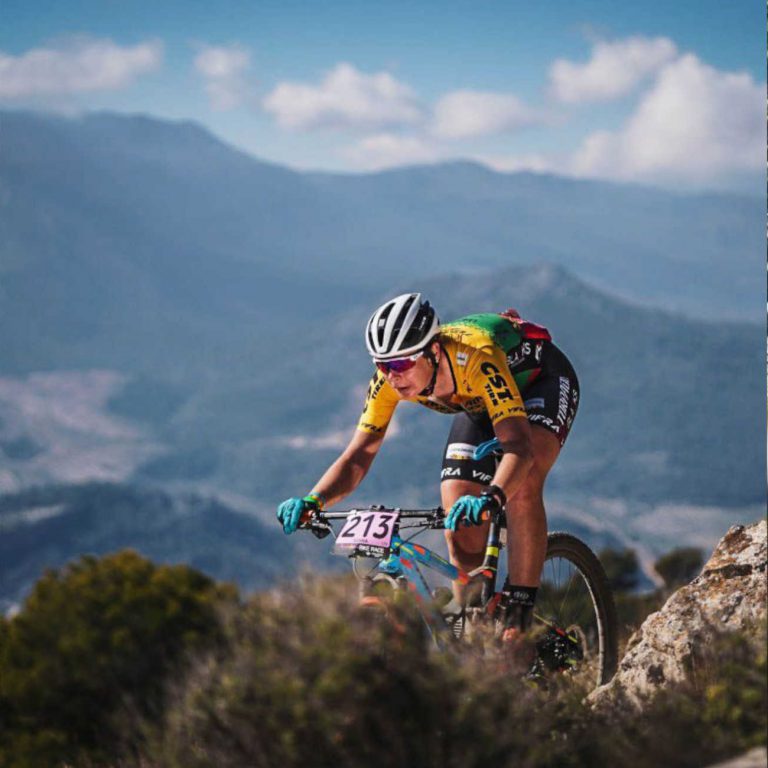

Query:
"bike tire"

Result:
[[537, 532, 619, 687]]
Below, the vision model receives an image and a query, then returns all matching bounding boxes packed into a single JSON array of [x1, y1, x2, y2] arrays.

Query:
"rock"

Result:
[[705, 747, 768, 768], [590, 520, 767, 709]]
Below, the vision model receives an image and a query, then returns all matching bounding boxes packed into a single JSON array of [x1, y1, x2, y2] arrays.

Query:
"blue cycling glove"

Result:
[[445, 495, 490, 531], [444, 486, 506, 531], [276, 494, 322, 535]]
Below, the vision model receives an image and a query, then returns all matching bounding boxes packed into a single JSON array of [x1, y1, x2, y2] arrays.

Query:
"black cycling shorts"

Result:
[[440, 343, 579, 485]]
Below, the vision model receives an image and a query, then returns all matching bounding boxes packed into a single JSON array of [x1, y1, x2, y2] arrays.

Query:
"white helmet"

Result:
[[365, 293, 440, 360]]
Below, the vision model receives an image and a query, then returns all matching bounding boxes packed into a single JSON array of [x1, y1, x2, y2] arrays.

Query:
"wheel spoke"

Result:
[[538, 534, 618, 687]]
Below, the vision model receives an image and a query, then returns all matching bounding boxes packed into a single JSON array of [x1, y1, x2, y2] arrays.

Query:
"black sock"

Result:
[[501, 582, 538, 606], [499, 582, 538, 631]]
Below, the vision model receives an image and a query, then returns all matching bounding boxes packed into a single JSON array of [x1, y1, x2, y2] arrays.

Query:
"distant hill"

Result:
[[0, 257, 761, 520], [379, 265, 766, 507], [0, 482, 335, 613], [0, 110, 373, 377], [0, 110, 762, 381], [0, 111, 763, 567], [103, 263, 762, 513]]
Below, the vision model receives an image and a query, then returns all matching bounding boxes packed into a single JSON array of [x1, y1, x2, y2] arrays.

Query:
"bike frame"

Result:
[[302, 505, 620, 685], [310, 507, 507, 647]]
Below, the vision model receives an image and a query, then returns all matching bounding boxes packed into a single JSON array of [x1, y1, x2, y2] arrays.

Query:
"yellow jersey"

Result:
[[357, 317, 530, 435]]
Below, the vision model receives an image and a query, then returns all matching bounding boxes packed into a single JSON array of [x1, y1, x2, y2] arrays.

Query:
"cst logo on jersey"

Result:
[[480, 361, 516, 408]]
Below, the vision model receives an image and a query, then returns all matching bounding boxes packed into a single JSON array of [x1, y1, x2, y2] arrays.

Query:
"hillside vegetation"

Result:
[[0, 551, 764, 768]]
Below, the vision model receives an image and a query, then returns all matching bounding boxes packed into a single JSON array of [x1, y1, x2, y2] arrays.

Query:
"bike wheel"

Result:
[[534, 532, 619, 687]]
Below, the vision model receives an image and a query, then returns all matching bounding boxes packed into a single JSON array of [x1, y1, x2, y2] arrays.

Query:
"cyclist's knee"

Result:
[[441, 478, 484, 508], [445, 523, 488, 557], [508, 455, 552, 505], [508, 479, 545, 508]]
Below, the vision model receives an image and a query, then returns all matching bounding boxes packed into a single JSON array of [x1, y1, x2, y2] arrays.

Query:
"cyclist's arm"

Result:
[[309, 428, 386, 507], [308, 370, 399, 507], [464, 345, 533, 498], [488, 415, 534, 500]]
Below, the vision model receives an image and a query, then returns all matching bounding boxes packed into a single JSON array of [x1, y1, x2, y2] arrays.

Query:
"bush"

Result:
[[148, 576, 590, 768], [0, 550, 238, 768], [2, 556, 764, 768], [143, 579, 767, 768], [598, 547, 641, 593], [655, 547, 704, 590]]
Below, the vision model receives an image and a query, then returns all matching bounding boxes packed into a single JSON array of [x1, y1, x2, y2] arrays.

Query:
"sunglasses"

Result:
[[375, 351, 424, 374]]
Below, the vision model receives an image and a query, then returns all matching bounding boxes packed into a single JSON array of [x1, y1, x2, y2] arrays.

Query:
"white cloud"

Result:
[[0, 37, 162, 100], [194, 44, 252, 110], [344, 133, 441, 170], [570, 54, 765, 187], [263, 63, 423, 131], [474, 152, 559, 174], [549, 36, 677, 104], [432, 90, 543, 139], [281, 430, 350, 450]]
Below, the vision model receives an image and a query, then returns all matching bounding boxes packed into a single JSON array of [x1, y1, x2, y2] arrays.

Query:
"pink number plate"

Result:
[[336, 510, 400, 549]]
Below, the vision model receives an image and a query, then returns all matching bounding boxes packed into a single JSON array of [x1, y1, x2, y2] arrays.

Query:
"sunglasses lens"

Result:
[[389, 358, 417, 373], [376, 356, 419, 374]]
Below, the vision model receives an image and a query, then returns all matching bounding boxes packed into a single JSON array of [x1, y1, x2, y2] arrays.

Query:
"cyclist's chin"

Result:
[[393, 383, 417, 397]]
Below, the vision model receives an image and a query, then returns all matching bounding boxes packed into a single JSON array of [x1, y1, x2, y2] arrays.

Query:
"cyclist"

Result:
[[277, 293, 579, 638]]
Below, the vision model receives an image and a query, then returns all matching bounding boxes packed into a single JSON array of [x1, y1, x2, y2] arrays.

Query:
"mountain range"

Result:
[[0, 110, 764, 607], [0, 110, 762, 378]]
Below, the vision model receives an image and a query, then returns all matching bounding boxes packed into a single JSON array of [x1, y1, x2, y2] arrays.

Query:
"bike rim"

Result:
[[536, 554, 605, 686]]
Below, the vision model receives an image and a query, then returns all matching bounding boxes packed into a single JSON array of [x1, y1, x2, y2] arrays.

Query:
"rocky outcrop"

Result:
[[706, 747, 768, 768], [591, 520, 767, 708]]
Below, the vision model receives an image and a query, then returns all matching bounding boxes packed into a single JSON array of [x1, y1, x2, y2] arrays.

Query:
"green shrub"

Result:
[[598, 547, 641, 592], [2, 557, 764, 768], [149, 576, 577, 768], [145, 579, 767, 768], [0, 550, 238, 768], [655, 547, 705, 590]]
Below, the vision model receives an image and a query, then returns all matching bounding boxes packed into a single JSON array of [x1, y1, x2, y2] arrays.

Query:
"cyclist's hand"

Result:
[[445, 494, 493, 531], [276, 496, 319, 535]]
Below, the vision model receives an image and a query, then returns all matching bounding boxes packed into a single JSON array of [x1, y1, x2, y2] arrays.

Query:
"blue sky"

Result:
[[1, 0, 764, 191]]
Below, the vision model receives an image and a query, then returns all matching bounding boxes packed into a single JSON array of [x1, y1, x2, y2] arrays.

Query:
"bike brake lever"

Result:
[[310, 525, 331, 539]]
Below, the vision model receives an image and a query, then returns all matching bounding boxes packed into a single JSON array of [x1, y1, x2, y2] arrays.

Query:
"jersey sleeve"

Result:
[[356, 370, 400, 434], [465, 344, 527, 425]]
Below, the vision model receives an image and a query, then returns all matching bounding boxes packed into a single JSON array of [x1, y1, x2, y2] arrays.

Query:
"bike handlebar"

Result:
[[299, 505, 495, 537], [317, 507, 444, 520], [298, 506, 446, 537]]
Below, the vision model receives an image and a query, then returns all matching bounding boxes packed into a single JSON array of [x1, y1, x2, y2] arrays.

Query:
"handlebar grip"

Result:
[[297, 508, 331, 538]]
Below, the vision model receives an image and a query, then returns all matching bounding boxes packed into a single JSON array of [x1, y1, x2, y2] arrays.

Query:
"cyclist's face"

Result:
[[383, 345, 437, 396]]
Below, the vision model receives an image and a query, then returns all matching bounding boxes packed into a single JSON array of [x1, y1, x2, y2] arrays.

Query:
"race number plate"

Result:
[[334, 510, 400, 556]]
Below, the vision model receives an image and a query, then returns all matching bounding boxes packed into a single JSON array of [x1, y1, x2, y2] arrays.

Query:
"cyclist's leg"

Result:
[[505, 424, 560, 588], [442, 479, 489, 580], [440, 412, 496, 602], [503, 347, 580, 637], [443, 481, 490, 605]]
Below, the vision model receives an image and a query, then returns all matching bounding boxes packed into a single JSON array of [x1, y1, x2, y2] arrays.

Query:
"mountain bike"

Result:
[[299, 501, 618, 688]]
